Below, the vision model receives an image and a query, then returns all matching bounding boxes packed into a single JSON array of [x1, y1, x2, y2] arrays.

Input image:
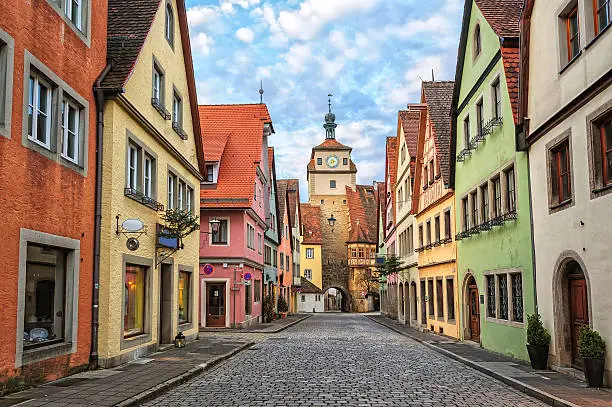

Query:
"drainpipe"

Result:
[[90, 62, 113, 368], [526, 147, 538, 315]]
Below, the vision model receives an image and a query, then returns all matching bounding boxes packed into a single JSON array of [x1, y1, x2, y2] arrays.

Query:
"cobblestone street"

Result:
[[145, 314, 546, 406]]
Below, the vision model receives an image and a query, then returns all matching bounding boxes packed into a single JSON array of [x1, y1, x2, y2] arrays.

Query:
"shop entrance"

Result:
[[206, 282, 227, 327]]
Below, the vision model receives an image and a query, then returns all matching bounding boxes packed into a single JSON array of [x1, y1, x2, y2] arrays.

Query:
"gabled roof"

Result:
[[206, 134, 229, 162], [310, 138, 352, 158], [474, 0, 522, 38], [300, 277, 323, 294], [103, 0, 161, 90], [421, 81, 454, 186], [198, 104, 272, 208], [385, 137, 398, 187], [102, 0, 206, 177], [300, 204, 323, 245], [282, 179, 301, 230], [346, 185, 378, 244], [450, 0, 523, 187], [276, 179, 289, 223], [398, 111, 420, 158]]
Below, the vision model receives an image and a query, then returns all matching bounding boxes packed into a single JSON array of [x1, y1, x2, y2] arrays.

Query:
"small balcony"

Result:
[[124, 188, 165, 211]]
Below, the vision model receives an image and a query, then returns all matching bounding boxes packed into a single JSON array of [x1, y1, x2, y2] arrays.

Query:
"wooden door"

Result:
[[569, 277, 589, 368], [206, 283, 226, 327], [469, 285, 480, 341]]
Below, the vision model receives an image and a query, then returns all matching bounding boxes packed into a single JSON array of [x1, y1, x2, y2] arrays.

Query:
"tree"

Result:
[[160, 209, 199, 249], [355, 268, 380, 294], [377, 255, 405, 277]]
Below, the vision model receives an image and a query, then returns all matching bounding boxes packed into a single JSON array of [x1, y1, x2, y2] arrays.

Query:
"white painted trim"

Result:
[[200, 278, 231, 328], [208, 216, 230, 247]]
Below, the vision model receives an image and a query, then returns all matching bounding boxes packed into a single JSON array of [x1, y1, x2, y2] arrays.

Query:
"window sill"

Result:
[[485, 316, 524, 328], [559, 51, 582, 75], [586, 23, 611, 50], [22, 342, 74, 366], [592, 183, 612, 195], [178, 322, 193, 332], [151, 99, 171, 120], [447, 319, 456, 325], [549, 198, 572, 211]]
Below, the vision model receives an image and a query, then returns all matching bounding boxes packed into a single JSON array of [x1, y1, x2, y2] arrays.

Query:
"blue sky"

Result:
[[186, 0, 463, 199]]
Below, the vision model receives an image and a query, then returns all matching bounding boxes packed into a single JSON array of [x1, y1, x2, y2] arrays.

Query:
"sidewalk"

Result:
[[368, 314, 612, 407], [199, 313, 311, 333], [0, 337, 253, 407]]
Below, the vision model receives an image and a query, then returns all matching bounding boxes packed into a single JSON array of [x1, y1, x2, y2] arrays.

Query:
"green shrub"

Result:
[[579, 326, 606, 358], [277, 295, 289, 313], [263, 295, 275, 322], [526, 313, 551, 346]]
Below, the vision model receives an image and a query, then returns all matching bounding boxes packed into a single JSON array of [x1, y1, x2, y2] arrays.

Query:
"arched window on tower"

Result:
[[165, 3, 174, 47]]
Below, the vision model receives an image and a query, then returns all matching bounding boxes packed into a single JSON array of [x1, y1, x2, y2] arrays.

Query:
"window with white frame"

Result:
[[172, 91, 182, 129], [257, 232, 262, 254], [205, 164, 214, 183], [492, 78, 502, 119], [61, 99, 80, 164], [305, 248, 314, 259], [211, 219, 228, 245], [152, 64, 164, 105], [246, 224, 255, 250], [0, 34, 12, 134], [127, 143, 139, 190], [64, 0, 83, 30], [186, 186, 193, 213], [144, 154, 154, 198], [304, 269, 312, 280], [167, 173, 176, 210], [27, 74, 52, 149]]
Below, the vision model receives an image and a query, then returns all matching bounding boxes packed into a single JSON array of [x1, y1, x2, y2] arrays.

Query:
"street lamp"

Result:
[[327, 214, 336, 232], [208, 218, 221, 235]]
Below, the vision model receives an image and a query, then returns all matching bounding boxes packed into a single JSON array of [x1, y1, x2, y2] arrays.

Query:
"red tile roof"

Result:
[[198, 104, 272, 208], [474, 0, 523, 38], [421, 81, 455, 186], [276, 179, 289, 222], [385, 137, 398, 187], [300, 277, 323, 294], [206, 134, 229, 162], [282, 179, 300, 229], [267, 147, 274, 173], [346, 185, 378, 244], [398, 111, 420, 158], [310, 138, 352, 158], [501, 46, 520, 124], [300, 204, 323, 245]]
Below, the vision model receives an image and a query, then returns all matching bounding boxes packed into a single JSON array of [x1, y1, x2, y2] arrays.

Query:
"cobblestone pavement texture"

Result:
[[145, 313, 547, 406], [0, 337, 251, 407]]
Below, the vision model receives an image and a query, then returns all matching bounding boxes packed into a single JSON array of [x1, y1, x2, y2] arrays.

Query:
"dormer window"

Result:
[[474, 24, 482, 59], [165, 3, 174, 47], [205, 164, 214, 183]]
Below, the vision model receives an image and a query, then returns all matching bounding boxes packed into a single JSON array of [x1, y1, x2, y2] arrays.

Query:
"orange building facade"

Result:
[[0, 0, 107, 387]]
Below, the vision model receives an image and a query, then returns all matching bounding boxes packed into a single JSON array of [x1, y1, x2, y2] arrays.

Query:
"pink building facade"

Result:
[[197, 104, 273, 328]]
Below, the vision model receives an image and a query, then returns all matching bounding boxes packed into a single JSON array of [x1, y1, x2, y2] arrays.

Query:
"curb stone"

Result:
[[242, 314, 312, 333], [366, 315, 580, 407], [115, 342, 254, 407]]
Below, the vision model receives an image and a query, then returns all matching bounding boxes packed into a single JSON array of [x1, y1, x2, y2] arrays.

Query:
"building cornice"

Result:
[[199, 257, 264, 270]]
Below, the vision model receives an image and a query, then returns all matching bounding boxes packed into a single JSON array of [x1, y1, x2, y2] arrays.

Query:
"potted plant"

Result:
[[579, 326, 606, 387], [263, 295, 275, 323], [526, 313, 551, 370], [277, 296, 289, 319]]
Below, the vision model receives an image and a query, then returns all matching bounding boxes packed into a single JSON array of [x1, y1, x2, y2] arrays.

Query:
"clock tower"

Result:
[[307, 97, 357, 204]]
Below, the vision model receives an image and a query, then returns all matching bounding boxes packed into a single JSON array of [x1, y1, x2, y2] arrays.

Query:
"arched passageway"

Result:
[[324, 287, 351, 312]]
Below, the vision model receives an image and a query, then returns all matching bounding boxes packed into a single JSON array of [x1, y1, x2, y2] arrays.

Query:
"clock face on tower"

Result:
[[326, 155, 339, 168]]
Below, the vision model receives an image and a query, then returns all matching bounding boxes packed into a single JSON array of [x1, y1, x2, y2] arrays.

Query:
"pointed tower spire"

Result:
[[324, 93, 337, 139]]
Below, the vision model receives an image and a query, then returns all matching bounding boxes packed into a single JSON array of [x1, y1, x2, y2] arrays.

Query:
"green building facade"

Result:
[[451, 0, 534, 360]]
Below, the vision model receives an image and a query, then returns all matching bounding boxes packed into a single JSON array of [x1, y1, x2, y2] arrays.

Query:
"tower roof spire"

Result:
[[324, 93, 337, 139]]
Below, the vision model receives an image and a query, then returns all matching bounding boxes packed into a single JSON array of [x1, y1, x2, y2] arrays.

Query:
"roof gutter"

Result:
[[90, 62, 113, 368]]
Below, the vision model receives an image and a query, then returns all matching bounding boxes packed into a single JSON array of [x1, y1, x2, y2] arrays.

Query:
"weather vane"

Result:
[[328, 93, 333, 113], [259, 80, 264, 104]]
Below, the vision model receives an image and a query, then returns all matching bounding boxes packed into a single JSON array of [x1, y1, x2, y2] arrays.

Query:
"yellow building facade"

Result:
[[96, 0, 204, 367], [412, 82, 459, 339], [299, 203, 324, 289]]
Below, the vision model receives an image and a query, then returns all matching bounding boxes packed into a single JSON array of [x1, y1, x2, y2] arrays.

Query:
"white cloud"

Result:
[[278, 0, 381, 40], [187, 6, 221, 28], [235, 27, 255, 43], [284, 44, 312, 73], [386, 55, 445, 105], [220, 2, 235, 14], [318, 56, 345, 79], [257, 66, 272, 78], [192, 32, 214, 56], [223, 0, 261, 9]]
